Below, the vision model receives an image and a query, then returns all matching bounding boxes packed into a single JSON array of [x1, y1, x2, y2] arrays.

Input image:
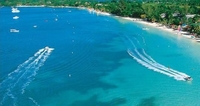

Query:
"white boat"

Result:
[[12, 7, 20, 13], [10, 29, 19, 33], [142, 27, 149, 30], [45, 46, 54, 51], [13, 16, 19, 19], [45, 46, 49, 50]]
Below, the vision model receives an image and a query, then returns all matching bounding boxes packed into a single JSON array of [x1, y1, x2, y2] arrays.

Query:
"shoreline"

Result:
[[10, 5, 200, 42], [81, 7, 200, 43], [112, 15, 200, 43]]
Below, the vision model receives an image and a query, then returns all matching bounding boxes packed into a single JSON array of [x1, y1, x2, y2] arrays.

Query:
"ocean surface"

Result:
[[0, 7, 200, 106]]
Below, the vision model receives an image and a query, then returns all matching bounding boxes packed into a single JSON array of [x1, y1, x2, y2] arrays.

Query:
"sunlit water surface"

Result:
[[0, 7, 200, 106]]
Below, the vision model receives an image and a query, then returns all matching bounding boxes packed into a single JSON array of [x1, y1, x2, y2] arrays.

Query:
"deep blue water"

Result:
[[0, 7, 200, 106]]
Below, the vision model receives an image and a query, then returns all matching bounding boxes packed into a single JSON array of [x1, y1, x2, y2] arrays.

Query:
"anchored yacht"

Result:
[[12, 7, 20, 13]]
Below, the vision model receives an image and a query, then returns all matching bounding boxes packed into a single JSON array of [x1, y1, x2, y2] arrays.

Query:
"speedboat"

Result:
[[45, 46, 54, 51], [184, 76, 192, 81], [12, 7, 20, 13], [45, 46, 49, 50]]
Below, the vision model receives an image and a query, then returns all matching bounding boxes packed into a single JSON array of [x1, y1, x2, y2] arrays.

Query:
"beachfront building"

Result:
[[172, 12, 181, 17], [160, 13, 166, 18], [186, 14, 196, 19]]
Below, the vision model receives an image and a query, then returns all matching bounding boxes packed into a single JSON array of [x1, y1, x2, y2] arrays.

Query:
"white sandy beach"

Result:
[[16, 5, 45, 7], [13, 5, 199, 42], [87, 9, 178, 35], [113, 14, 199, 42], [85, 8, 199, 42]]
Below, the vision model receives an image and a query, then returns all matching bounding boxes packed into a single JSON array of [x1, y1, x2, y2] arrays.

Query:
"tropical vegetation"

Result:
[[1, 0, 200, 36]]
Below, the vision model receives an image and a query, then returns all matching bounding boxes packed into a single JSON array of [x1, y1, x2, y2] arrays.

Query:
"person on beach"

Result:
[[178, 25, 181, 32]]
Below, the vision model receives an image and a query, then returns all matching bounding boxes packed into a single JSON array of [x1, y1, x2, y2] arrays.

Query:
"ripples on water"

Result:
[[0, 7, 200, 106], [0, 47, 54, 106]]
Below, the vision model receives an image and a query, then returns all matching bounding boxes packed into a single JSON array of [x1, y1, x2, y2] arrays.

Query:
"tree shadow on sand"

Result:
[[70, 95, 127, 106]]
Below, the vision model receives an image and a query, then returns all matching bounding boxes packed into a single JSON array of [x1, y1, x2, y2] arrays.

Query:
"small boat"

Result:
[[45, 46, 54, 51], [13, 16, 19, 19], [45, 46, 49, 50], [142, 27, 149, 30], [12, 7, 20, 13], [184, 76, 192, 81], [10, 29, 19, 33]]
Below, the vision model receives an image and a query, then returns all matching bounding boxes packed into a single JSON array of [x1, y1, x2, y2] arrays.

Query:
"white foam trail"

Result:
[[138, 34, 146, 45], [11, 49, 48, 94], [134, 49, 181, 76], [0, 47, 54, 105], [34, 48, 45, 56], [6, 48, 45, 78], [21, 48, 53, 94], [125, 35, 190, 81], [141, 49, 156, 63], [0, 50, 45, 95], [29, 97, 40, 106], [140, 49, 188, 77], [128, 50, 185, 81], [127, 50, 176, 77], [134, 49, 185, 80], [134, 35, 185, 76]]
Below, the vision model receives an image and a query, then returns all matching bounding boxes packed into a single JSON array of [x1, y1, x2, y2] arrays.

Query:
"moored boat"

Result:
[[13, 16, 19, 19], [12, 7, 20, 13]]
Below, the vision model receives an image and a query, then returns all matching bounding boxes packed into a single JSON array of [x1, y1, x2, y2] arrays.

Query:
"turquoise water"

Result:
[[0, 7, 200, 106]]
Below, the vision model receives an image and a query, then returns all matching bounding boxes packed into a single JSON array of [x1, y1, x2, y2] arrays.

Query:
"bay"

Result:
[[0, 7, 200, 106]]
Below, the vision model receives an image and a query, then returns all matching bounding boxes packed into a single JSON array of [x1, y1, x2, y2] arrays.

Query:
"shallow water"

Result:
[[0, 7, 200, 106]]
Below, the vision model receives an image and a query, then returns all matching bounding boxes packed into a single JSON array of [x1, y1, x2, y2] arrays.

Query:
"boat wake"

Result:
[[123, 34, 191, 81], [0, 47, 54, 106]]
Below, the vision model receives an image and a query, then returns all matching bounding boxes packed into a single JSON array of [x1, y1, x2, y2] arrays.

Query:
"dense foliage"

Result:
[[1, 0, 200, 36]]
